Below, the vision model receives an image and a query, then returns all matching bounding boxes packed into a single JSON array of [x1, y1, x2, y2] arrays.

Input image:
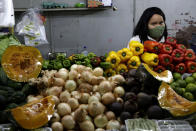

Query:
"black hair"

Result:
[[133, 7, 168, 43]]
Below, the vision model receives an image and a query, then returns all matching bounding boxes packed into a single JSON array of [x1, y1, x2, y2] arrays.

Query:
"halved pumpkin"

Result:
[[11, 96, 55, 129], [1, 45, 43, 82], [158, 82, 196, 117]]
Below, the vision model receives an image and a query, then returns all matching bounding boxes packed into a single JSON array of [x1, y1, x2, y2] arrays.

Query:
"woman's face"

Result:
[[148, 14, 165, 29]]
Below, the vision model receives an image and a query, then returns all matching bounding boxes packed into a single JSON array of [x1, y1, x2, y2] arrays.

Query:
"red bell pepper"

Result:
[[144, 40, 161, 53], [158, 54, 173, 66], [171, 49, 184, 62], [165, 37, 177, 48], [184, 49, 195, 61], [175, 63, 186, 74], [176, 44, 187, 53], [154, 65, 166, 73], [186, 61, 196, 73], [160, 44, 173, 54], [165, 64, 174, 72]]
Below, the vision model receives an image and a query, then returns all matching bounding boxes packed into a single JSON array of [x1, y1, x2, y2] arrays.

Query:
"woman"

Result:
[[127, 7, 168, 48]]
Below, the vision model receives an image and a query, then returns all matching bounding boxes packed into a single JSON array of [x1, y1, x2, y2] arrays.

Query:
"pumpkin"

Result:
[[11, 96, 55, 129], [1, 45, 43, 82], [158, 82, 196, 117]]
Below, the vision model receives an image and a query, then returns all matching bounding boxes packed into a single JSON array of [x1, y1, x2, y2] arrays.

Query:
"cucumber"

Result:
[[0, 67, 8, 85], [7, 80, 23, 90]]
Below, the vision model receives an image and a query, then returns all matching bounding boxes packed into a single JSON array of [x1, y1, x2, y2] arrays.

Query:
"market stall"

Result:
[[0, 0, 196, 131]]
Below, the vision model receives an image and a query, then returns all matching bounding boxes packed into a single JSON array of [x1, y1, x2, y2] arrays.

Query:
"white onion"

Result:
[[55, 69, 69, 81], [79, 93, 90, 104], [111, 75, 125, 84], [77, 65, 86, 73], [93, 85, 99, 92], [94, 114, 108, 128], [93, 92, 101, 101], [114, 86, 125, 98], [79, 120, 95, 131], [60, 90, 71, 102], [81, 71, 93, 83], [79, 104, 88, 110], [105, 111, 116, 121], [57, 103, 71, 116], [101, 92, 115, 105], [46, 86, 62, 97], [70, 64, 78, 71], [88, 95, 99, 104], [51, 122, 63, 131], [65, 80, 77, 92], [74, 108, 87, 122], [51, 95, 60, 105], [93, 67, 103, 77], [71, 91, 81, 99], [95, 128, 105, 131], [98, 80, 112, 95], [67, 98, 79, 110], [61, 115, 75, 129], [52, 77, 65, 87], [88, 101, 105, 117], [50, 112, 60, 123], [106, 120, 121, 130], [69, 70, 78, 80]]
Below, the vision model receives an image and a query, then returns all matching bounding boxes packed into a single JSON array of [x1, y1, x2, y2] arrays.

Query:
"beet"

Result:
[[128, 69, 137, 77], [147, 105, 164, 119], [137, 92, 152, 109], [124, 101, 137, 113], [124, 92, 137, 101], [120, 112, 132, 123], [110, 102, 123, 116]]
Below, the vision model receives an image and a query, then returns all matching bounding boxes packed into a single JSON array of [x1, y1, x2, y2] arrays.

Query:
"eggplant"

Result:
[[147, 105, 164, 119], [124, 101, 137, 113], [124, 92, 137, 101], [120, 112, 132, 123], [128, 69, 137, 77], [137, 92, 152, 109], [110, 102, 123, 116]]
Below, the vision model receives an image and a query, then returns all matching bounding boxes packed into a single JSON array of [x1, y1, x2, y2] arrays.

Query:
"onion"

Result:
[[79, 93, 90, 104], [95, 128, 105, 131], [57, 103, 71, 116], [67, 98, 79, 110], [88, 95, 99, 104], [52, 77, 65, 87], [85, 115, 92, 121], [60, 90, 71, 102], [116, 97, 124, 103], [79, 83, 93, 93], [77, 65, 86, 73], [65, 80, 77, 92], [51, 95, 60, 105], [46, 86, 62, 97], [51, 122, 63, 131], [94, 114, 108, 128], [105, 111, 116, 120], [84, 67, 93, 73], [79, 104, 88, 110], [69, 70, 78, 80], [71, 91, 81, 99], [88, 101, 105, 117], [93, 85, 99, 92], [50, 112, 60, 122], [106, 120, 121, 130], [110, 75, 125, 84], [54, 69, 69, 81], [74, 108, 87, 122], [71, 112, 75, 118], [114, 86, 125, 98], [93, 92, 101, 101], [35, 95, 43, 99], [81, 71, 93, 83], [79, 120, 95, 131], [101, 92, 115, 105], [93, 67, 103, 77], [61, 115, 75, 129], [70, 64, 78, 71], [27, 96, 39, 103], [98, 80, 112, 95]]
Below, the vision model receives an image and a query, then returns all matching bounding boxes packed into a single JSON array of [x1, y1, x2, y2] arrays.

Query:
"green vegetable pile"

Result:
[[0, 67, 38, 124], [170, 72, 196, 101], [42, 52, 111, 71]]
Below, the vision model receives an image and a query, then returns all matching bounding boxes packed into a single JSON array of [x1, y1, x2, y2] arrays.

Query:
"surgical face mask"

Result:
[[148, 25, 165, 39]]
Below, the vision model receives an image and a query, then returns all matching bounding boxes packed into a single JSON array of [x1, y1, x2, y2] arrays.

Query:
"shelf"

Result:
[[14, 7, 112, 12]]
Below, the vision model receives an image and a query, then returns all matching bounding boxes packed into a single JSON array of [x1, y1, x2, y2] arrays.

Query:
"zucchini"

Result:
[[0, 95, 7, 106], [7, 80, 23, 90]]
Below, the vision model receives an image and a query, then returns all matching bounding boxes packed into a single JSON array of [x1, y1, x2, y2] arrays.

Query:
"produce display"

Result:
[[0, 36, 196, 131]]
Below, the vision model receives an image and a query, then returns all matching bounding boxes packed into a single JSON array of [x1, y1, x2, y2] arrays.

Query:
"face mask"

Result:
[[149, 25, 165, 39]]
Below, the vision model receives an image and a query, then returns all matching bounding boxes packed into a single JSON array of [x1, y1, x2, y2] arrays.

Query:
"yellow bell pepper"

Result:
[[117, 48, 133, 62], [129, 41, 144, 56], [116, 63, 128, 73], [141, 52, 159, 66], [106, 53, 121, 68], [105, 68, 116, 77], [108, 51, 117, 56], [127, 56, 141, 69]]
